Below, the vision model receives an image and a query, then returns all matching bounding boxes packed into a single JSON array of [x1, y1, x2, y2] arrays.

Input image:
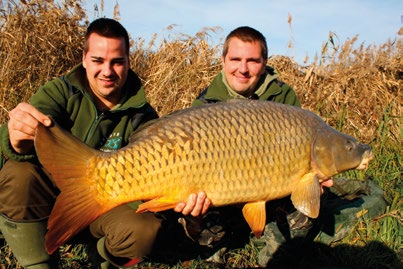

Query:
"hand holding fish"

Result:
[[174, 191, 211, 216], [8, 102, 51, 154]]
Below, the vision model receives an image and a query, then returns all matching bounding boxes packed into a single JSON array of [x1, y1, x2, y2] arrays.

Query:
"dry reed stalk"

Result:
[[0, 0, 400, 146], [0, 2, 401, 268], [132, 25, 223, 115], [270, 36, 401, 144], [0, 0, 86, 123]]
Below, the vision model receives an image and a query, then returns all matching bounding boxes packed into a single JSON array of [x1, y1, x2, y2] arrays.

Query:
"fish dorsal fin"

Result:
[[242, 201, 266, 238], [291, 172, 321, 218]]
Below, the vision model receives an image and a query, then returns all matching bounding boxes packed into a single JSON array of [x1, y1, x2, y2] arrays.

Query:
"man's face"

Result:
[[222, 37, 267, 97], [82, 33, 129, 107]]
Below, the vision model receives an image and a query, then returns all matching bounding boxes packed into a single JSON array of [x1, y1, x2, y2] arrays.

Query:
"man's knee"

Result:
[[90, 204, 163, 259], [1, 161, 37, 194], [0, 160, 57, 219]]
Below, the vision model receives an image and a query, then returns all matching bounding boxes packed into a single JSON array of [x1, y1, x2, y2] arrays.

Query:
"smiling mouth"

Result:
[[235, 74, 250, 80], [100, 78, 115, 85]]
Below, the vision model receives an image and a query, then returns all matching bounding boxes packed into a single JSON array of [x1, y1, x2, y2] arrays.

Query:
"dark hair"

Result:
[[84, 18, 130, 55], [222, 26, 268, 60]]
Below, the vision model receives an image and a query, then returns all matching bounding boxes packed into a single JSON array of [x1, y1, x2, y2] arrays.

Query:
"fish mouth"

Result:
[[356, 150, 374, 170]]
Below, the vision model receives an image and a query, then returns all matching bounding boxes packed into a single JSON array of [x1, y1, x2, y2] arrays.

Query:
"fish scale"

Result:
[[133, 115, 288, 200], [34, 99, 374, 254]]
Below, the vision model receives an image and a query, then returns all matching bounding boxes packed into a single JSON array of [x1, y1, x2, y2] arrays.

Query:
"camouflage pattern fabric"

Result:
[[251, 178, 387, 267]]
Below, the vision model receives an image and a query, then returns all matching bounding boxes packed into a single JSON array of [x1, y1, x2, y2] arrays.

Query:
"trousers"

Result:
[[0, 160, 162, 259]]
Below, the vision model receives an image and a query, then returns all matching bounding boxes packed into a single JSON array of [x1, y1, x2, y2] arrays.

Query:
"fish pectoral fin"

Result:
[[136, 197, 178, 213], [291, 172, 321, 218], [242, 201, 266, 238]]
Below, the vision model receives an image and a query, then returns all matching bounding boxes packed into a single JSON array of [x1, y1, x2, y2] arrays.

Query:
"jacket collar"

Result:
[[204, 66, 281, 101]]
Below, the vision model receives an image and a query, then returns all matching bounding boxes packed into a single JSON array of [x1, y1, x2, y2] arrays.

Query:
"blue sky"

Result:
[[84, 0, 402, 64]]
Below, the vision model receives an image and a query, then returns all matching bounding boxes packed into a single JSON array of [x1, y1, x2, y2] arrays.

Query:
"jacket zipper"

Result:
[[84, 105, 104, 144]]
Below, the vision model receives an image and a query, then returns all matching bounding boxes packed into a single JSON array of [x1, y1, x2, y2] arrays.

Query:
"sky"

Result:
[[83, 0, 402, 64]]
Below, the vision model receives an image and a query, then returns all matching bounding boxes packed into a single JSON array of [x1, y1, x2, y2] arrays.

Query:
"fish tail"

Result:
[[35, 120, 114, 254], [45, 184, 106, 254]]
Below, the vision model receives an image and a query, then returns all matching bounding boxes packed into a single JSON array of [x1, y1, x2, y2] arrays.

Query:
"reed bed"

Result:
[[0, 0, 401, 268]]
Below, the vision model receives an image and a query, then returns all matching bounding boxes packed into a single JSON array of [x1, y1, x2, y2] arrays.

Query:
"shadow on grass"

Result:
[[1, 228, 402, 269], [265, 238, 402, 269]]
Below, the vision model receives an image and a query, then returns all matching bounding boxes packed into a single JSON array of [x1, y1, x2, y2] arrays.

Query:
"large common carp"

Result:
[[34, 99, 373, 254]]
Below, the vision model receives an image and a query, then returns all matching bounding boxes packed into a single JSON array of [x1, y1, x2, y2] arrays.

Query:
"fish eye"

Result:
[[346, 140, 355, 151]]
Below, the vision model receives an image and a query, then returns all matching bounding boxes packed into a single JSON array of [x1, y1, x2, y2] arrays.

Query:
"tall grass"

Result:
[[130, 24, 223, 115], [0, 0, 401, 268], [0, 0, 87, 117]]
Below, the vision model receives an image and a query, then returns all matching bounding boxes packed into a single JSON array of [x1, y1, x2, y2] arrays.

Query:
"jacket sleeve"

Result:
[[0, 78, 69, 168], [30, 78, 70, 120], [0, 124, 37, 166], [191, 98, 207, 107], [131, 103, 159, 131], [276, 83, 301, 107]]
